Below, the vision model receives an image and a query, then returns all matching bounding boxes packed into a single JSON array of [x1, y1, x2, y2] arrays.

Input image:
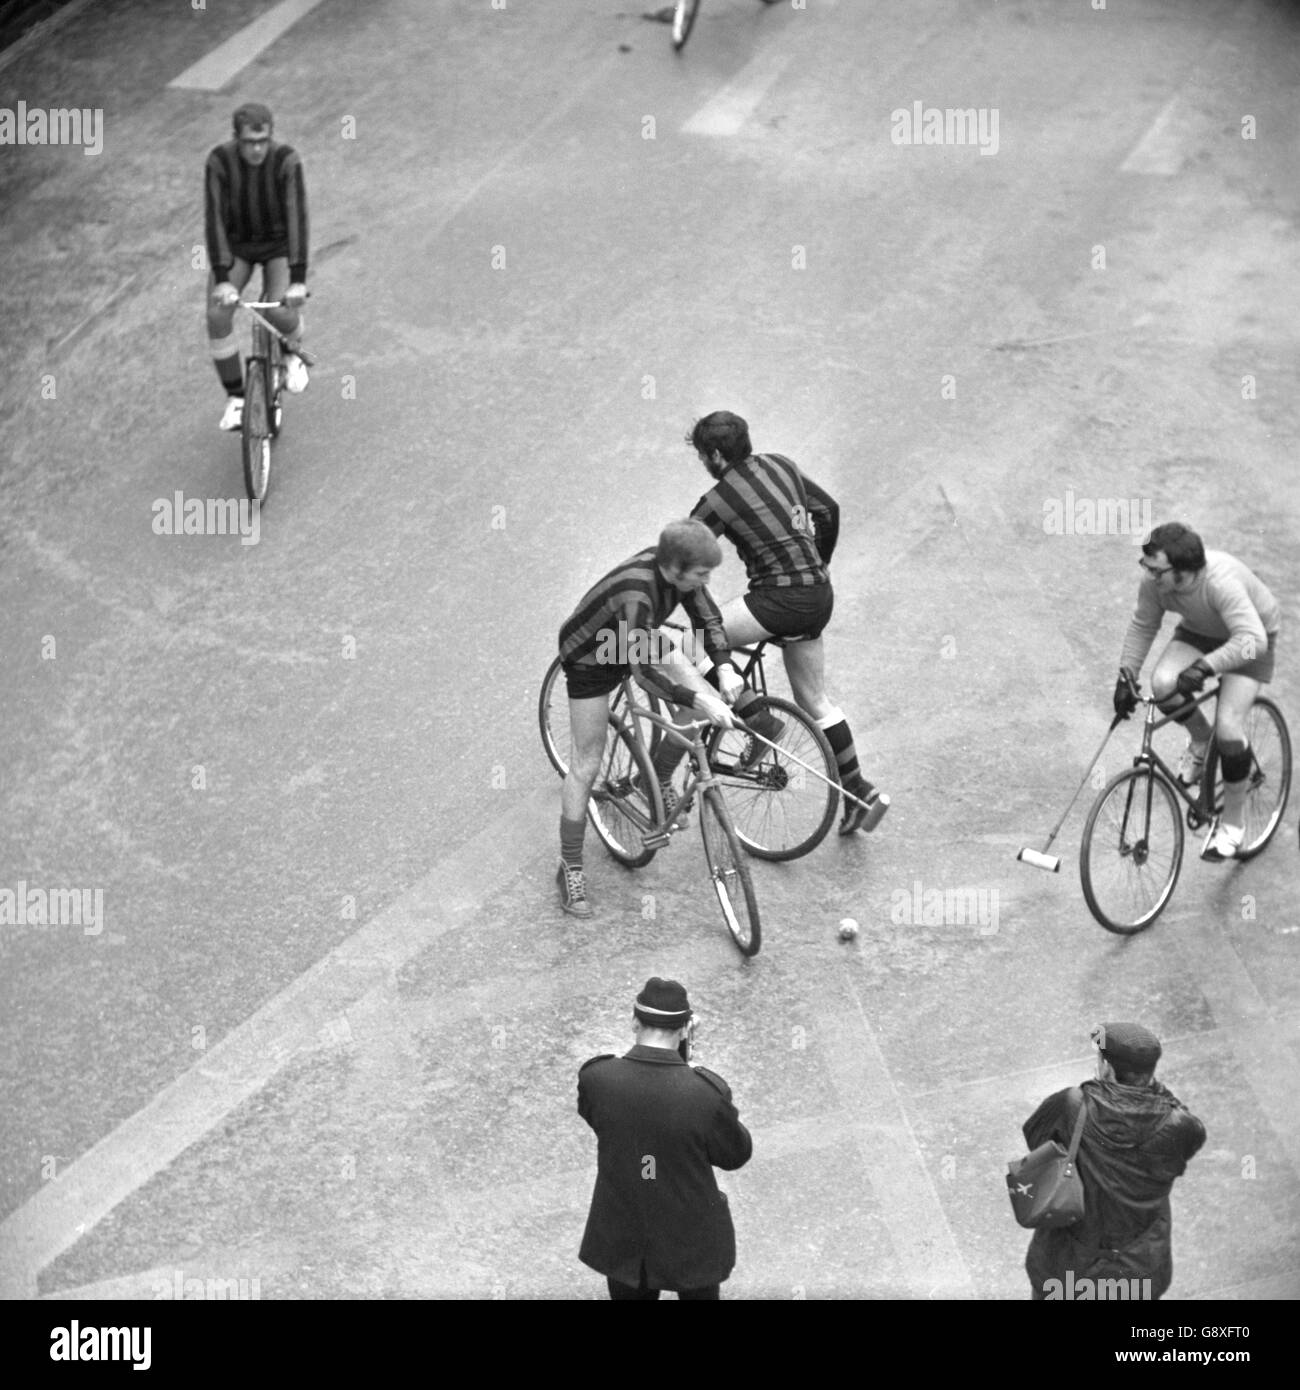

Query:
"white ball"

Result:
[[838, 918, 859, 940]]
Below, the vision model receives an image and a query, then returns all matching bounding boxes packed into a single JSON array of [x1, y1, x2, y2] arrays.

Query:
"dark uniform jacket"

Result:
[[1023, 1076, 1205, 1298], [578, 1044, 753, 1290]]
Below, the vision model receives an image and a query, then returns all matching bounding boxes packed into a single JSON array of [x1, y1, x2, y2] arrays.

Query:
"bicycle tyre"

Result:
[[1080, 766, 1183, 934], [706, 695, 838, 860], [672, 0, 701, 50], [241, 357, 272, 503], [538, 655, 570, 777], [587, 713, 664, 868], [268, 349, 283, 439], [699, 788, 762, 956], [1201, 696, 1291, 860], [538, 658, 668, 777]]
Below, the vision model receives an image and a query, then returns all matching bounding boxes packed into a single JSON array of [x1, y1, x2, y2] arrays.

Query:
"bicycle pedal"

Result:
[[642, 831, 672, 850]]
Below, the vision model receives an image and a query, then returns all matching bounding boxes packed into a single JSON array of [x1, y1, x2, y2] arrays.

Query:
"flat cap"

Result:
[[1092, 1021, 1162, 1072]]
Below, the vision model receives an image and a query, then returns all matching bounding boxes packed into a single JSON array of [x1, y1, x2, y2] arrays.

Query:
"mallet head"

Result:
[[1017, 848, 1061, 873]]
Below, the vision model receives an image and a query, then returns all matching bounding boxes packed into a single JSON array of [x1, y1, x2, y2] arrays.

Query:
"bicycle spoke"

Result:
[[1081, 768, 1183, 934]]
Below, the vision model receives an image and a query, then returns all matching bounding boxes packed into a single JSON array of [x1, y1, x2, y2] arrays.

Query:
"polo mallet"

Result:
[[1017, 712, 1125, 873], [239, 298, 318, 367], [703, 721, 876, 813]]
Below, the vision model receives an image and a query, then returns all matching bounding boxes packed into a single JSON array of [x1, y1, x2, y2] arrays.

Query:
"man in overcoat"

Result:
[[577, 977, 752, 1299], [1024, 1021, 1206, 1300]]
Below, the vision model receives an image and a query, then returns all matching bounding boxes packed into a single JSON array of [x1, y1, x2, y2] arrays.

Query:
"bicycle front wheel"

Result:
[[672, 0, 701, 50], [1080, 767, 1184, 934], [707, 696, 838, 860], [1202, 696, 1291, 859], [699, 789, 762, 956], [588, 714, 663, 868], [241, 359, 272, 503]]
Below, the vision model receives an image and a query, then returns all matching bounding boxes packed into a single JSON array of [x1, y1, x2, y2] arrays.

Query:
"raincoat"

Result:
[[1023, 1076, 1205, 1299]]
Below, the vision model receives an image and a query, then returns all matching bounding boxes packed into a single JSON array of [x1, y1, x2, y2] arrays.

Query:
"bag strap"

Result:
[[1066, 1086, 1088, 1161]]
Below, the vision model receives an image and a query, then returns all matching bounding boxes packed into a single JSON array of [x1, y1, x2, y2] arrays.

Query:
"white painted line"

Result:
[[167, 0, 329, 92], [817, 993, 974, 1299], [1120, 92, 1198, 176], [0, 788, 556, 1299], [682, 46, 794, 136]]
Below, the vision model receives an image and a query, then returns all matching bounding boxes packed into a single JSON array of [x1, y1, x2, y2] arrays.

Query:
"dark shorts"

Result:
[[1171, 624, 1277, 684], [743, 582, 833, 642], [562, 660, 625, 701]]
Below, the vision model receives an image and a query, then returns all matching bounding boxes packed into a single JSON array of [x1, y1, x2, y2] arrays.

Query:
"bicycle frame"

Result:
[[1128, 685, 1220, 817], [608, 678, 721, 849]]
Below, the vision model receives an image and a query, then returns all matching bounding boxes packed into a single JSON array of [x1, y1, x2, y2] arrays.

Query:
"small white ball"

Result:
[[838, 918, 859, 941]]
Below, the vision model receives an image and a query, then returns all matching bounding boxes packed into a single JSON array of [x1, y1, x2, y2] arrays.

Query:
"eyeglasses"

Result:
[[1138, 560, 1172, 576]]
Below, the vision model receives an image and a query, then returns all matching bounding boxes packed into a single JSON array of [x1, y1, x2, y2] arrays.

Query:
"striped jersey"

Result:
[[1120, 550, 1281, 676], [691, 453, 839, 589], [204, 140, 310, 283], [560, 548, 732, 706]]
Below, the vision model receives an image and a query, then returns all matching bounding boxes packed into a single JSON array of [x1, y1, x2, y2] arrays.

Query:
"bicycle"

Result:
[[671, 0, 781, 52], [538, 635, 840, 860], [1079, 678, 1291, 934], [583, 675, 762, 955], [234, 295, 313, 504]]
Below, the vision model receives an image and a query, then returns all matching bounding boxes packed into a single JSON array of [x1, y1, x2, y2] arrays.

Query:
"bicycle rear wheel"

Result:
[[706, 696, 838, 860], [538, 660, 667, 777], [241, 357, 272, 503], [672, 0, 701, 50], [1080, 767, 1183, 934], [538, 656, 570, 777], [588, 714, 664, 868], [1202, 697, 1291, 859], [699, 788, 761, 956]]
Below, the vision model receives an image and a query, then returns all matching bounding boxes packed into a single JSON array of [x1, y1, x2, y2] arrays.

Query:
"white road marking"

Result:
[[0, 787, 557, 1299], [682, 46, 794, 136], [816, 990, 974, 1299], [167, 0, 329, 92], [1119, 92, 1203, 176]]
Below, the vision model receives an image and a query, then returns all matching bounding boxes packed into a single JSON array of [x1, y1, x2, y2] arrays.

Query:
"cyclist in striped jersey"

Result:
[[556, 520, 742, 918], [204, 104, 310, 432], [684, 411, 888, 834]]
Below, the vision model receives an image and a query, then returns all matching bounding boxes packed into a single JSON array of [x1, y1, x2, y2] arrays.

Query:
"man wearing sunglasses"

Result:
[[1113, 522, 1281, 860]]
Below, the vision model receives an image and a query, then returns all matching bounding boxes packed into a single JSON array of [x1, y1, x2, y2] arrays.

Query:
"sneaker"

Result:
[[1176, 738, 1208, 787], [738, 709, 786, 771], [219, 395, 244, 431], [556, 860, 592, 918], [1200, 821, 1244, 862], [840, 787, 890, 836], [282, 351, 309, 394], [660, 781, 690, 829]]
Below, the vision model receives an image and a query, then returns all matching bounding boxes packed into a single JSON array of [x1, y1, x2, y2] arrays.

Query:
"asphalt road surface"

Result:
[[1, 0, 1298, 1308]]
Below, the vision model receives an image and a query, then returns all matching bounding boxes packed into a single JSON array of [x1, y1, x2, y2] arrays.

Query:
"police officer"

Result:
[[577, 977, 753, 1300]]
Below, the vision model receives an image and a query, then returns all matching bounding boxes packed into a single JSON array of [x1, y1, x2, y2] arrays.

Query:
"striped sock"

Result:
[[210, 333, 243, 395], [819, 713, 872, 797]]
